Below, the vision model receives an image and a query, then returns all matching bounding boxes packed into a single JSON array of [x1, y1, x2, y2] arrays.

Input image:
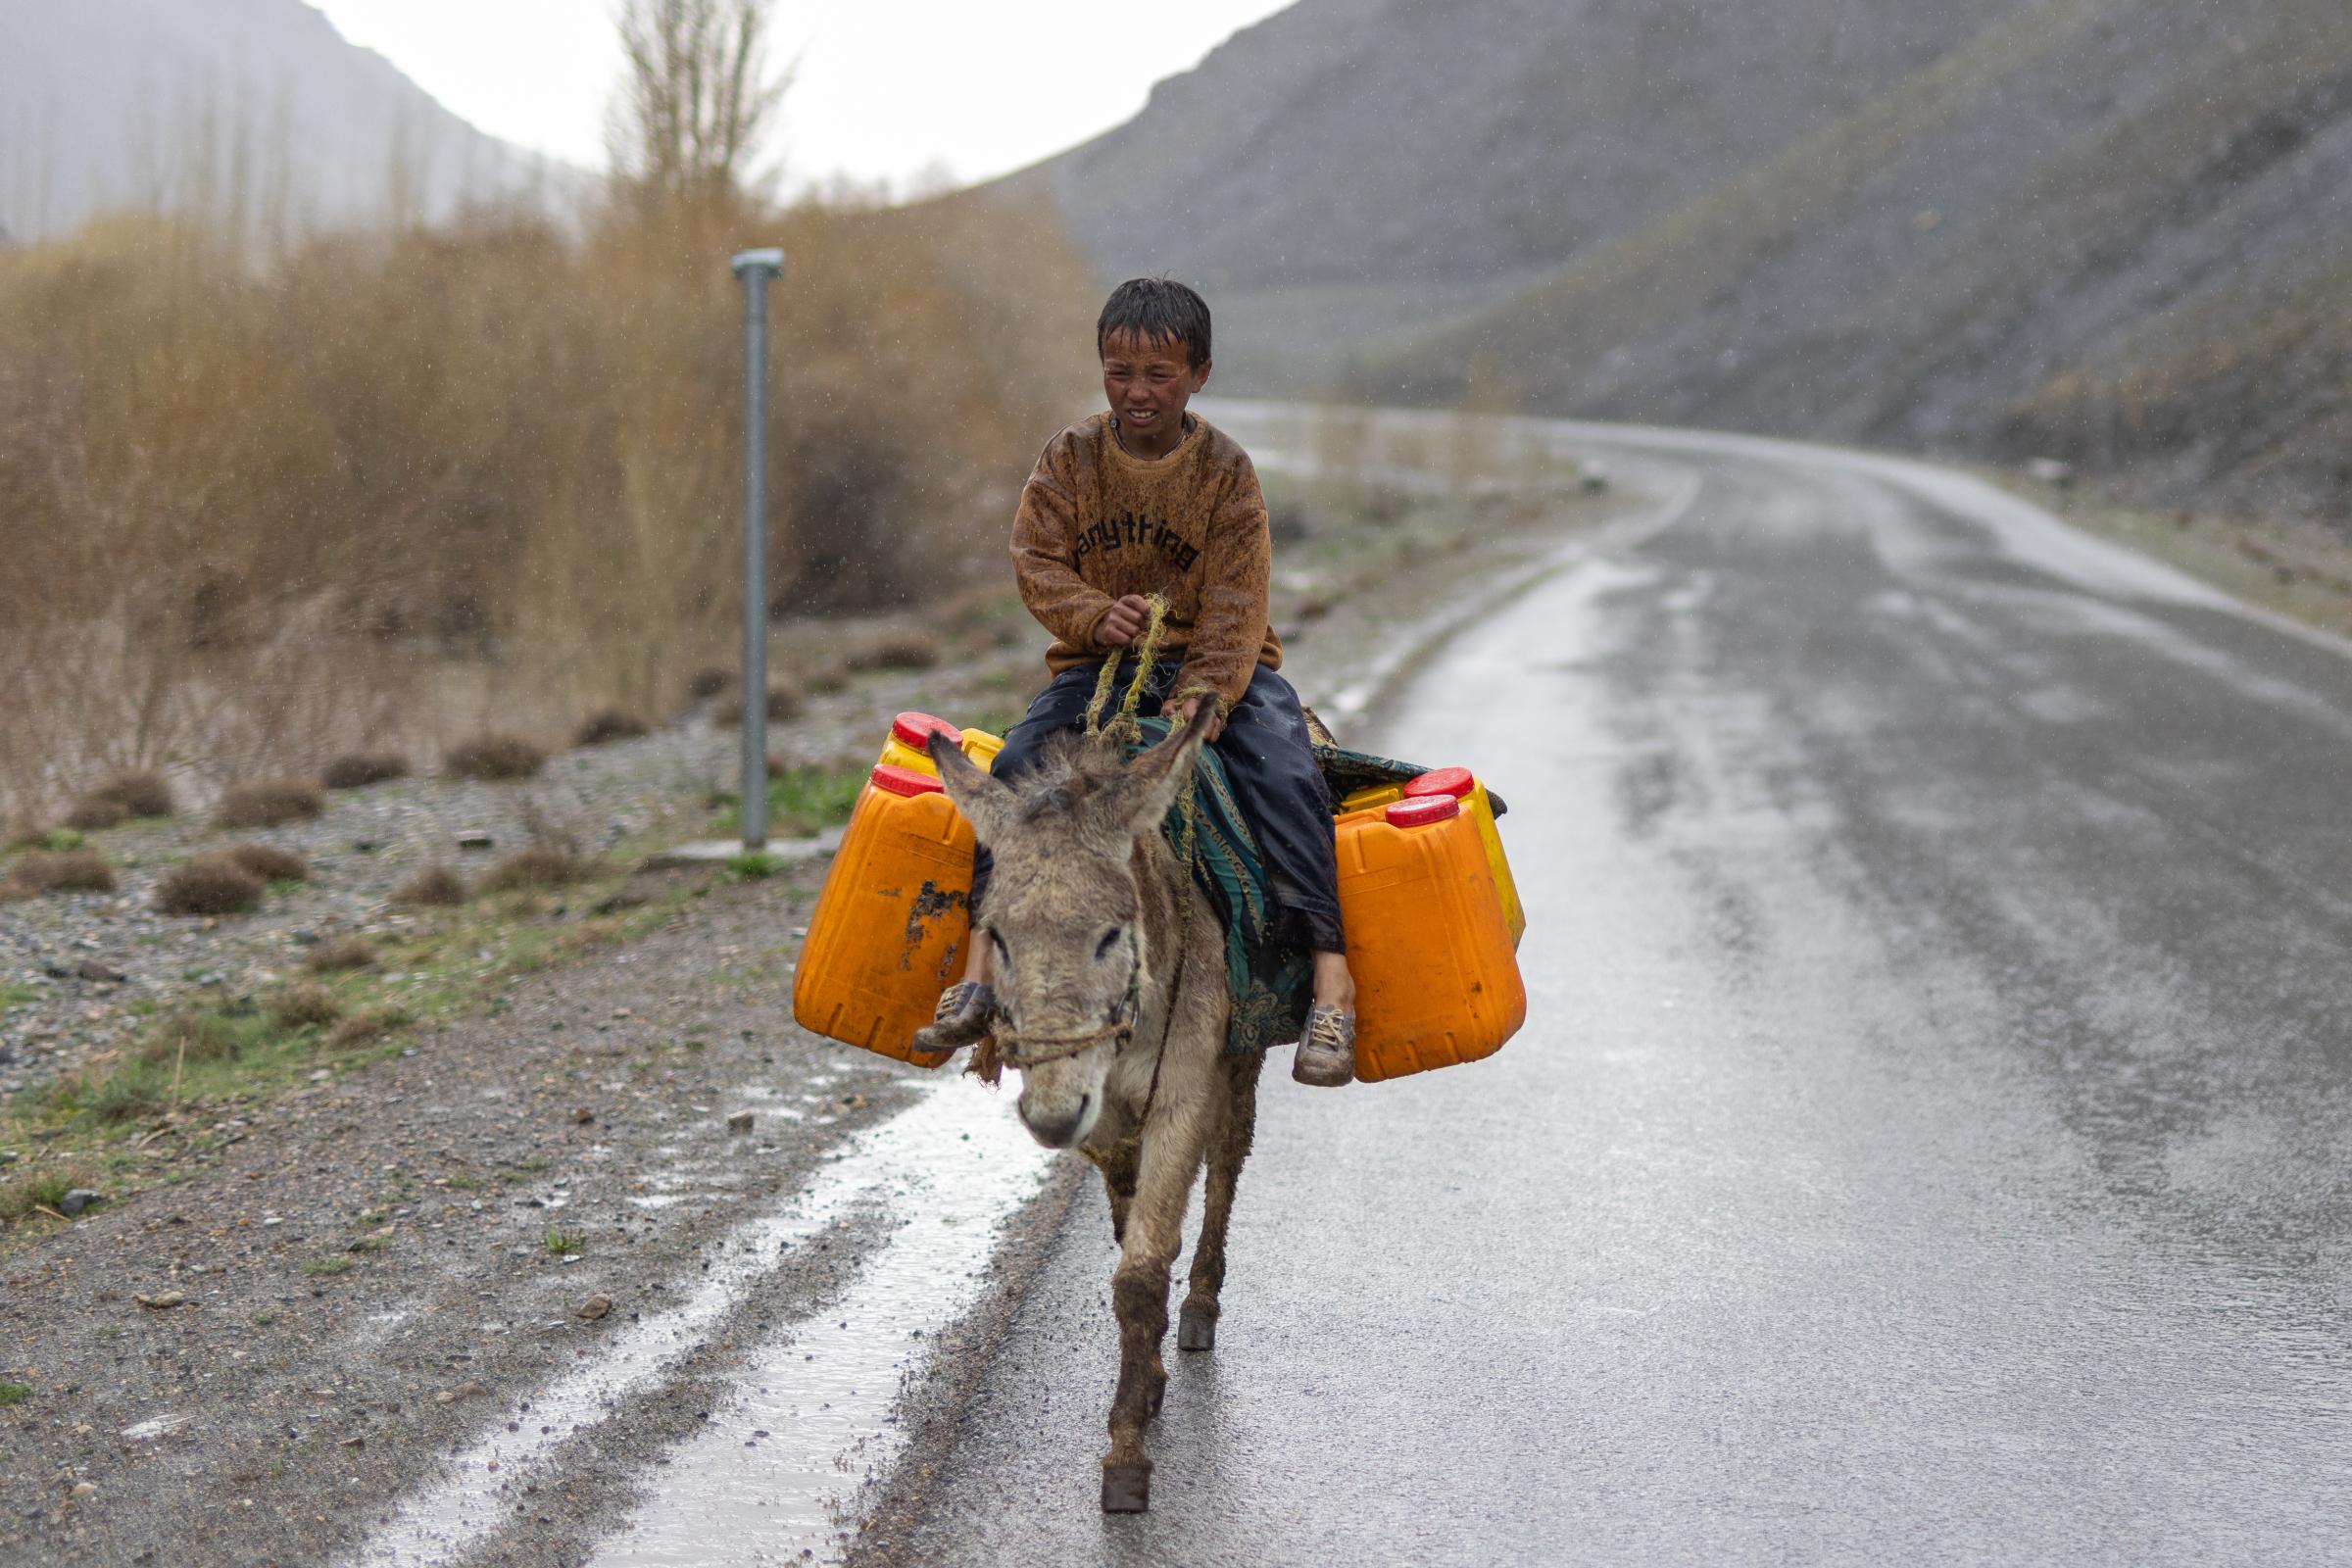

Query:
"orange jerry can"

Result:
[[1336, 795, 1526, 1082], [1399, 766, 1525, 946], [792, 763, 974, 1068]]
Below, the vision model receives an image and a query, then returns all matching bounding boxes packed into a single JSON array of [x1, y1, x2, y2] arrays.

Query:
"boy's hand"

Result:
[[1178, 695, 1226, 743], [1096, 594, 1152, 648]]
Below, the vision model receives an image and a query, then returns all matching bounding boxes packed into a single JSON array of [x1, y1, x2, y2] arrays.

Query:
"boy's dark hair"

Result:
[[1097, 277, 1211, 368]]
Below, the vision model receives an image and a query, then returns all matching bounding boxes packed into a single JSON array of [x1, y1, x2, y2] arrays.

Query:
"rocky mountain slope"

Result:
[[0, 0, 564, 241], [1010, 0, 2351, 524]]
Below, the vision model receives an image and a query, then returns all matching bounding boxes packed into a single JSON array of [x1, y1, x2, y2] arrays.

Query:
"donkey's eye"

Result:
[[989, 928, 1008, 963], [1095, 928, 1123, 960]]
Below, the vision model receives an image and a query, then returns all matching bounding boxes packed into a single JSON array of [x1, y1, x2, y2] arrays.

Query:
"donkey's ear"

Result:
[[1115, 704, 1215, 840], [929, 732, 1017, 846]]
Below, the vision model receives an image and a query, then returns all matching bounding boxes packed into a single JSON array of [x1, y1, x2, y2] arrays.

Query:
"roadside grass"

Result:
[[0, 1166, 99, 1224], [0, 1382, 29, 1405], [542, 1226, 584, 1255], [0, 848, 714, 1257], [2000, 479, 2352, 642], [714, 760, 866, 840], [1, 981, 38, 1009]]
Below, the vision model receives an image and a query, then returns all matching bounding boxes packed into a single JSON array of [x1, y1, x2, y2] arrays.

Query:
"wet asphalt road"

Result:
[[875, 423, 2352, 1565]]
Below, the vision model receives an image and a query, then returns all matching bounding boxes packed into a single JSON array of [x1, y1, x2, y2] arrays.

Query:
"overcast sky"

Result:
[[312, 0, 1294, 194]]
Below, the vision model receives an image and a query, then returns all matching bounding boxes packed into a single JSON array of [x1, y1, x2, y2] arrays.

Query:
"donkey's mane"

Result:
[[1004, 729, 1133, 826]]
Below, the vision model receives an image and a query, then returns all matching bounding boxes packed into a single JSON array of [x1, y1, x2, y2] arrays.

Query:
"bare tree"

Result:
[[607, 0, 789, 208]]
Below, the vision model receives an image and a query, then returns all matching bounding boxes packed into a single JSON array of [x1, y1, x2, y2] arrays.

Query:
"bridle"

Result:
[[991, 923, 1186, 1128], [994, 938, 1143, 1070]]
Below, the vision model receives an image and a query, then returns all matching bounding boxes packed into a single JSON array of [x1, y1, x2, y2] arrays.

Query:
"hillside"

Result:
[[1013, 0, 2352, 525], [0, 0, 564, 241]]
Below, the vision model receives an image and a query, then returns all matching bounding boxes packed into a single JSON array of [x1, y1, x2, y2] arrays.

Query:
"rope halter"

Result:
[[993, 935, 1144, 1070]]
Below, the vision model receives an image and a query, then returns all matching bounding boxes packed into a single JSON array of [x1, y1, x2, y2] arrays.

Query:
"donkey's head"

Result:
[[929, 710, 1214, 1149]]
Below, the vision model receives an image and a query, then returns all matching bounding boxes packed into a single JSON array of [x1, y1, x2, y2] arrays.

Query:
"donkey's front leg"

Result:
[[1101, 1115, 1205, 1513]]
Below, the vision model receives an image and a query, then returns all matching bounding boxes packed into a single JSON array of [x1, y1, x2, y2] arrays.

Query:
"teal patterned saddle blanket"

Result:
[[1124, 714, 1447, 1057]]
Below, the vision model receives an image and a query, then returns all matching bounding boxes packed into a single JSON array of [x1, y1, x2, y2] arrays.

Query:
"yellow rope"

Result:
[[1082, 591, 1201, 865], [1084, 594, 1171, 742]]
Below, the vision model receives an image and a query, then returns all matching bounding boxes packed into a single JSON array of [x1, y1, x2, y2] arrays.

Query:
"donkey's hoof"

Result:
[[1177, 1302, 1217, 1352], [1101, 1462, 1152, 1513]]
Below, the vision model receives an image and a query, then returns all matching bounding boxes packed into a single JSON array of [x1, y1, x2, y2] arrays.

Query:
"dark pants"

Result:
[[971, 659, 1346, 954]]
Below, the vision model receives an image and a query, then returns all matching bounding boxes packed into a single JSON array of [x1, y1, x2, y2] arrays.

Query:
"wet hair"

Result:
[[1096, 277, 1211, 368]]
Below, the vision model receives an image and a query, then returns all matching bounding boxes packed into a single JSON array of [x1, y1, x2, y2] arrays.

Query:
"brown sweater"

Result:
[[1011, 412, 1281, 710]]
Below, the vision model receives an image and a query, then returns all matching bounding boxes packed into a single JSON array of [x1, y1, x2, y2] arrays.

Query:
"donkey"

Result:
[[928, 709, 1261, 1514]]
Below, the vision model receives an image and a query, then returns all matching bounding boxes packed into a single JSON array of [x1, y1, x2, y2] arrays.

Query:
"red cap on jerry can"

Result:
[[870, 763, 945, 798], [892, 711, 963, 750], [1401, 765, 1475, 801], [1385, 795, 1461, 828]]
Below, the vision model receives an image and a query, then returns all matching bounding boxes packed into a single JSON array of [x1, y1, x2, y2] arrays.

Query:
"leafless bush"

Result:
[[0, 173, 1094, 827], [215, 779, 325, 829], [477, 846, 591, 894], [686, 666, 733, 701], [270, 984, 343, 1030], [393, 864, 467, 906], [302, 936, 378, 973], [63, 796, 129, 831], [846, 632, 942, 673], [89, 769, 176, 819], [154, 854, 266, 915], [444, 734, 547, 782], [713, 681, 802, 725], [321, 753, 410, 790], [574, 709, 652, 747], [5, 850, 117, 895], [327, 1004, 410, 1049], [139, 1011, 243, 1066], [223, 843, 309, 883]]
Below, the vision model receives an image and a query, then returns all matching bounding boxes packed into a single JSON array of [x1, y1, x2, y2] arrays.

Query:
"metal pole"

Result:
[[730, 247, 784, 851]]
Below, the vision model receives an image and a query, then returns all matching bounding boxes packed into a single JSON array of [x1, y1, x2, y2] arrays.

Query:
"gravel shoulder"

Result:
[[0, 441, 1649, 1566]]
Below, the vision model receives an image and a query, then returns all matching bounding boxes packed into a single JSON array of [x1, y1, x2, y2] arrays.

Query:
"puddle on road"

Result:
[[347, 1079, 1054, 1568]]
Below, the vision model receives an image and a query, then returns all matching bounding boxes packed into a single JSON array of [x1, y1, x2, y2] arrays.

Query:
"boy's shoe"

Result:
[[912, 981, 995, 1056], [1291, 1004, 1355, 1087]]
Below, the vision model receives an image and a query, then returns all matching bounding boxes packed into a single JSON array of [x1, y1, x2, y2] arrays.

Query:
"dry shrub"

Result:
[[393, 864, 467, 906], [302, 936, 378, 974], [713, 682, 802, 726], [477, 846, 589, 894], [270, 983, 343, 1030], [802, 663, 850, 696], [154, 854, 266, 915], [6, 850, 117, 895], [91, 769, 175, 819], [846, 632, 942, 673], [686, 666, 733, 701], [138, 1011, 244, 1066], [574, 709, 651, 747], [321, 753, 410, 790], [327, 1004, 410, 1049], [444, 733, 547, 782], [62, 796, 129, 831], [0, 880, 34, 905], [0, 185, 1093, 828], [224, 842, 309, 884], [215, 779, 325, 829]]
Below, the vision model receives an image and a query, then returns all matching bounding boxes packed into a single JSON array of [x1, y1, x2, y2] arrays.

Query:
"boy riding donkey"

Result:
[[913, 278, 1357, 1086]]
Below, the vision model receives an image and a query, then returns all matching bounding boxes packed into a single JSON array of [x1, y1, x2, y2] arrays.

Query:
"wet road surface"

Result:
[[869, 419, 2352, 1564]]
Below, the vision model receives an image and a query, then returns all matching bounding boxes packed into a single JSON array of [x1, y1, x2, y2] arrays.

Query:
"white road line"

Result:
[[345, 1078, 1054, 1568]]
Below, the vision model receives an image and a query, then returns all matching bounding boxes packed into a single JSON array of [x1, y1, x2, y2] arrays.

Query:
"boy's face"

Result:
[[1100, 328, 1210, 447]]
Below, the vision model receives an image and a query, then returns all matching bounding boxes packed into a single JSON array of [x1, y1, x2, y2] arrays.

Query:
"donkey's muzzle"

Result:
[[1017, 1090, 1092, 1149]]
